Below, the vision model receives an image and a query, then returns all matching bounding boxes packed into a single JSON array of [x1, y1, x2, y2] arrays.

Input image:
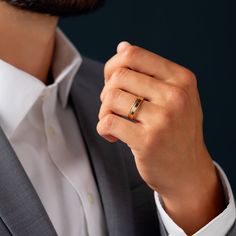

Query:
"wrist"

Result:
[[159, 153, 226, 234]]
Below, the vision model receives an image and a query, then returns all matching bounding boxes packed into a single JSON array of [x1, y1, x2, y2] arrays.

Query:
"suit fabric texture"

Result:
[[0, 57, 235, 236]]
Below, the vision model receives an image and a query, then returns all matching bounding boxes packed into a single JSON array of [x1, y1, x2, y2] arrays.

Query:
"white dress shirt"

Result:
[[0, 30, 106, 236], [0, 29, 235, 236]]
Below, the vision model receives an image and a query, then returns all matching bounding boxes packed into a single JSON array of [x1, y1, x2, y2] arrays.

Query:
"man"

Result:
[[0, 0, 235, 235]]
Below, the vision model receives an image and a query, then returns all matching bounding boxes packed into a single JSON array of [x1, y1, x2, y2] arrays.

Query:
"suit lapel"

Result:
[[0, 128, 57, 236], [70, 57, 135, 236]]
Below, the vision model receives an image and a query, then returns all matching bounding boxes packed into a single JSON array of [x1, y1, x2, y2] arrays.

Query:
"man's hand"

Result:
[[97, 42, 225, 234]]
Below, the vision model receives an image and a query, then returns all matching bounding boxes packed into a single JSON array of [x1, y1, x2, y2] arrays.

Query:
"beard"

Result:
[[1, 0, 106, 16]]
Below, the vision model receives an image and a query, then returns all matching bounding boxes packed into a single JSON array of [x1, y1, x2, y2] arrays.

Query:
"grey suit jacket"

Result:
[[0, 57, 235, 236]]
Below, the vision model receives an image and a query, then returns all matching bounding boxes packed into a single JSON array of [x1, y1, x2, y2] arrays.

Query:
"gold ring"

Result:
[[128, 96, 144, 120]]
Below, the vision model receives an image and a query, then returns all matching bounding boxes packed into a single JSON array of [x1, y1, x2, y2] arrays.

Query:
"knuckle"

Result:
[[105, 89, 122, 105], [179, 68, 197, 89], [100, 88, 105, 102], [100, 92, 104, 102], [98, 104, 107, 120], [184, 76, 197, 89], [110, 68, 128, 82], [104, 60, 109, 71], [98, 108, 102, 120], [167, 87, 188, 109], [123, 46, 140, 61], [103, 114, 115, 130], [180, 68, 195, 80], [97, 114, 115, 135], [104, 60, 111, 76]]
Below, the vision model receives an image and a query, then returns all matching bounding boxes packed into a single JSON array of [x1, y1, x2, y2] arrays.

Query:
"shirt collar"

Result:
[[52, 29, 82, 108], [0, 29, 82, 138]]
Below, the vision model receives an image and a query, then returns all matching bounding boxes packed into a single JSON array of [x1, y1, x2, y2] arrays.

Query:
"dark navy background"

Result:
[[59, 0, 236, 192]]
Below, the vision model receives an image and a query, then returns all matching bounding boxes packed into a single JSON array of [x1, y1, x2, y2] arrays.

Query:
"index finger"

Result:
[[104, 44, 184, 83]]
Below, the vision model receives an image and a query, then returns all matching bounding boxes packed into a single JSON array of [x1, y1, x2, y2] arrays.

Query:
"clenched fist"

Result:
[[97, 42, 225, 234]]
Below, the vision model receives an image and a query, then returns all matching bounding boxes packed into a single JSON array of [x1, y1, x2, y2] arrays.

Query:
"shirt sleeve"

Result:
[[154, 162, 236, 236]]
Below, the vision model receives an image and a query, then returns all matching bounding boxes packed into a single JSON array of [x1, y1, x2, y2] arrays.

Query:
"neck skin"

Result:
[[0, 2, 58, 84]]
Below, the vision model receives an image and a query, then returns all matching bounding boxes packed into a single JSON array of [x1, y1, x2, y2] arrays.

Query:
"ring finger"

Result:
[[99, 88, 160, 124]]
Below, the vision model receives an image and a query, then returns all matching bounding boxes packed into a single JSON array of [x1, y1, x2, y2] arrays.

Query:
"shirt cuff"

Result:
[[154, 162, 236, 236]]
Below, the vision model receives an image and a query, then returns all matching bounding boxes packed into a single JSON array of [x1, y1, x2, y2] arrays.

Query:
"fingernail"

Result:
[[117, 41, 131, 53]]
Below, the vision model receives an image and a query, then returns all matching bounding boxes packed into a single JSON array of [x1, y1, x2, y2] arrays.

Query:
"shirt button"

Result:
[[47, 125, 56, 137], [87, 192, 95, 205]]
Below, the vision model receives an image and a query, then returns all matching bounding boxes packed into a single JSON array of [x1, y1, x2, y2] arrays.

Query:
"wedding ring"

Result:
[[128, 96, 144, 120]]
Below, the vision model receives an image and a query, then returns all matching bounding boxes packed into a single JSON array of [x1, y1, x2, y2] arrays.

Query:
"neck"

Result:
[[0, 2, 58, 84]]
